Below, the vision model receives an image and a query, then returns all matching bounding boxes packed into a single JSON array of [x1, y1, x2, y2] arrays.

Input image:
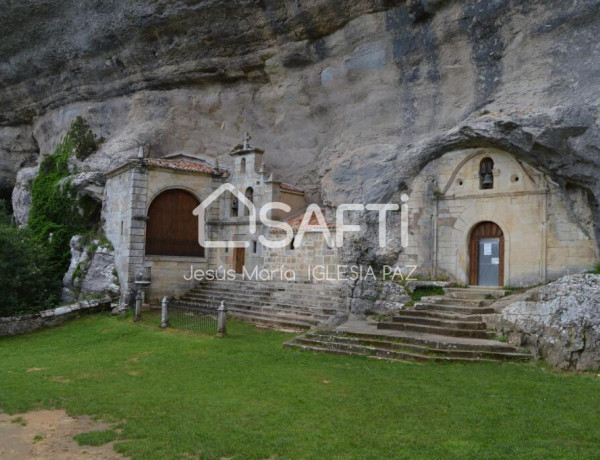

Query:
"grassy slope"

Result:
[[1, 313, 599, 459]]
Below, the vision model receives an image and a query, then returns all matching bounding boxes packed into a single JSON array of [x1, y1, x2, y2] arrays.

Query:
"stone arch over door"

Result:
[[146, 188, 204, 257], [468, 221, 504, 286]]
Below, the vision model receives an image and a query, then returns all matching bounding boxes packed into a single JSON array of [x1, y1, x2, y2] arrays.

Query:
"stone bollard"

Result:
[[160, 297, 169, 328], [217, 301, 228, 337], [134, 290, 142, 322]]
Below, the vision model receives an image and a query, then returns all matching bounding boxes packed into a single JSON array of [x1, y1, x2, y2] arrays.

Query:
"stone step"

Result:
[[228, 307, 319, 322], [285, 341, 503, 364], [420, 296, 491, 307], [377, 321, 494, 339], [176, 299, 331, 321], [175, 298, 265, 311], [414, 302, 496, 315], [302, 333, 530, 361], [180, 292, 272, 304], [295, 336, 524, 362], [273, 300, 345, 311], [191, 286, 340, 303], [272, 293, 343, 302], [194, 278, 342, 291], [228, 310, 315, 329], [180, 295, 339, 317], [390, 315, 487, 330], [184, 292, 272, 303], [251, 306, 331, 320], [332, 330, 519, 353], [284, 342, 414, 363], [394, 309, 483, 321], [443, 287, 506, 300], [179, 279, 344, 329], [190, 285, 274, 296]]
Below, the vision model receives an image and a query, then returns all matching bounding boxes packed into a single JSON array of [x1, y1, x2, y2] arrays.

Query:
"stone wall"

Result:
[[262, 231, 340, 282], [0, 297, 112, 337], [104, 162, 223, 303], [103, 164, 134, 301]]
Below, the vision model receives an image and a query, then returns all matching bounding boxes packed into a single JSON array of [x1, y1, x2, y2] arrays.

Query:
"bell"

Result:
[[482, 173, 493, 186]]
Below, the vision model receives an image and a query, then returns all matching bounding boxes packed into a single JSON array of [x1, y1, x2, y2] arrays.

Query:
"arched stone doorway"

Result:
[[469, 221, 504, 286], [146, 189, 204, 257]]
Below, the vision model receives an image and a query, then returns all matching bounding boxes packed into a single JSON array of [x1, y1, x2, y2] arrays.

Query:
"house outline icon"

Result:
[[193, 183, 256, 248]]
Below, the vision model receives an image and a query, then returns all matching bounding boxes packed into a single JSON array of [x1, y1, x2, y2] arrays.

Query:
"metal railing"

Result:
[[160, 298, 227, 336]]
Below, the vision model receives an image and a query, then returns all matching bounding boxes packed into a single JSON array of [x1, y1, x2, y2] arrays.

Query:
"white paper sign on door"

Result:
[[491, 257, 499, 265], [484, 243, 492, 256]]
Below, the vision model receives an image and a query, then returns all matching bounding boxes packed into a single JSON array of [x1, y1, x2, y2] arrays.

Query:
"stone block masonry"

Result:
[[0, 297, 112, 337]]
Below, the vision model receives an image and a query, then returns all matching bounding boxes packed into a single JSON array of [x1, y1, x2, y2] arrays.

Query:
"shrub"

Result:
[[411, 286, 445, 302], [0, 224, 61, 316], [68, 116, 103, 161]]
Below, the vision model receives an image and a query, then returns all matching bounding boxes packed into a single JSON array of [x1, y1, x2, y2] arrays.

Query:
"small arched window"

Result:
[[244, 187, 254, 216], [240, 157, 246, 173], [231, 197, 239, 217], [479, 157, 494, 190], [146, 189, 204, 257]]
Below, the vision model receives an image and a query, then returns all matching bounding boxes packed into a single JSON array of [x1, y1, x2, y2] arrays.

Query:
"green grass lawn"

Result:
[[1, 313, 599, 459]]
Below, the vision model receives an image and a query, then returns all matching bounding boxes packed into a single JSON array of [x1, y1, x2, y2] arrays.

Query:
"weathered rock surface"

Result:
[[490, 274, 600, 371], [11, 166, 38, 226], [349, 279, 410, 315], [62, 235, 120, 303], [0, 1, 598, 263], [0, 126, 37, 202]]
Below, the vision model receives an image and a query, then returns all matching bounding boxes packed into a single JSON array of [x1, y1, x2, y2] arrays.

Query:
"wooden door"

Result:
[[469, 221, 504, 286], [235, 247, 245, 274], [146, 189, 204, 257]]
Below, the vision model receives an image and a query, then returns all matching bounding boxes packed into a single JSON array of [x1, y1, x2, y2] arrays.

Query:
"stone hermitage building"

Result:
[[104, 140, 598, 305]]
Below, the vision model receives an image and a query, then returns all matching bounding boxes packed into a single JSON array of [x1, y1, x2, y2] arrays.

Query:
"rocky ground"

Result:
[[488, 274, 600, 371], [0, 410, 122, 459]]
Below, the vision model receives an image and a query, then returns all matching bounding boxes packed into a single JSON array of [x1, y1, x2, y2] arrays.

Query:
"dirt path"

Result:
[[0, 410, 124, 459]]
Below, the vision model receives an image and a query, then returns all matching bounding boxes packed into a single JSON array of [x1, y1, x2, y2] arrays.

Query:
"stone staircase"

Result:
[[172, 278, 345, 330], [285, 287, 531, 364]]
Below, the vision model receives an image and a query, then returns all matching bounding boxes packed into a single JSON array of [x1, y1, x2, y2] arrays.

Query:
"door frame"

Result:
[[468, 221, 504, 286], [235, 247, 245, 274]]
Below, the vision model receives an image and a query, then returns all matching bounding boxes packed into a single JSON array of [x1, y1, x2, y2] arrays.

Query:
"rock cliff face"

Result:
[[1, 1, 599, 256]]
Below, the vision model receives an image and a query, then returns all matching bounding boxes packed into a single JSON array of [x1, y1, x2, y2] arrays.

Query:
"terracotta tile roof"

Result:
[[279, 182, 304, 193], [145, 158, 227, 176], [271, 207, 336, 233]]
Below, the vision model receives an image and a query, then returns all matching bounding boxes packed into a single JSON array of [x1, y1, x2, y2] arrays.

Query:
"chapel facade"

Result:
[[102, 140, 598, 305], [399, 147, 598, 286], [104, 139, 310, 303]]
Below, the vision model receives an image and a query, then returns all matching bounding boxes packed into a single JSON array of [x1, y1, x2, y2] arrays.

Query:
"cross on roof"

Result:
[[242, 132, 251, 150]]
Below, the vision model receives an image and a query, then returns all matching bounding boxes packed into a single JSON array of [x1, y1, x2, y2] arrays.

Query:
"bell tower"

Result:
[[230, 132, 264, 177]]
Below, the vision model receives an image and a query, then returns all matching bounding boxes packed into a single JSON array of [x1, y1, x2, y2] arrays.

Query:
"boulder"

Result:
[[11, 165, 38, 226], [492, 274, 600, 371], [62, 235, 119, 303], [349, 279, 410, 316]]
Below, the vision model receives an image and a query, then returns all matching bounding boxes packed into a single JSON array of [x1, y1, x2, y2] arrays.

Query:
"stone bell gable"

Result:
[[400, 147, 598, 287]]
